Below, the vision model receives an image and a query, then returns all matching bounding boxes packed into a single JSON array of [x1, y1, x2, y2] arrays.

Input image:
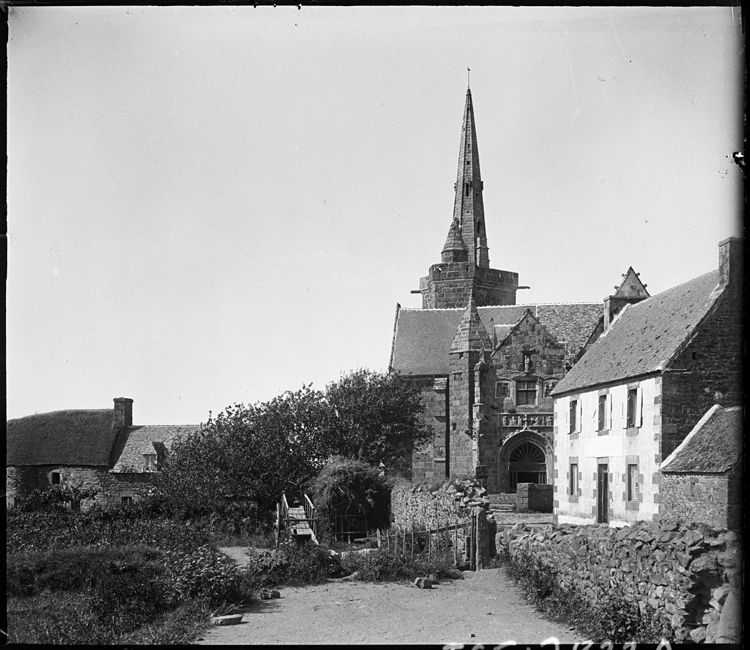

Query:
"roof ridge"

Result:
[[399, 301, 602, 313]]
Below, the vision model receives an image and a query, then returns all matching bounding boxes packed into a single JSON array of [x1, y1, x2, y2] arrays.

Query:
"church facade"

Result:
[[389, 88, 642, 494]]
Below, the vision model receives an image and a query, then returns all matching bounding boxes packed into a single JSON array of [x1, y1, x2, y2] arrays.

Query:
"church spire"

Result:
[[453, 88, 489, 268]]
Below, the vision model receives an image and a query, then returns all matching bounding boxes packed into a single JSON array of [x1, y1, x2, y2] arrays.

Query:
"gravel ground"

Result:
[[202, 552, 580, 646]]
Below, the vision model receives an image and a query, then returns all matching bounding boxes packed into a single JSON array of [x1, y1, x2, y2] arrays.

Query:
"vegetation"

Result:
[[309, 456, 391, 542], [502, 549, 672, 643], [340, 548, 463, 583], [156, 369, 430, 515]]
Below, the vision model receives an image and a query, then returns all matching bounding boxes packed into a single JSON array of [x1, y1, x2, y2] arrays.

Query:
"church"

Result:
[[388, 88, 649, 494]]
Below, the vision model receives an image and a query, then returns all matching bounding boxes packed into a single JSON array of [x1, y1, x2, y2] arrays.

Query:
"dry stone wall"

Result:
[[496, 521, 741, 643], [390, 478, 490, 529]]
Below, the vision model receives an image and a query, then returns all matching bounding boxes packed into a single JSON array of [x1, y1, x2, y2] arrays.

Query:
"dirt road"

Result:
[[199, 562, 581, 645]]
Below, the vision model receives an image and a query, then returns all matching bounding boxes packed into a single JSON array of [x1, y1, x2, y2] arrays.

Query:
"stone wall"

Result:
[[420, 263, 518, 309], [6, 465, 156, 508], [516, 483, 553, 513], [661, 285, 743, 460], [660, 473, 741, 530], [411, 376, 449, 482], [496, 521, 742, 643], [390, 478, 489, 530]]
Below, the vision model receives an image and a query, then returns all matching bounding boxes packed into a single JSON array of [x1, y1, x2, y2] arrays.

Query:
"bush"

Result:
[[6, 546, 163, 597], [310, 456, 391, 542], [341, 548, 461, 583], [244, 540, 343, 587], [163, 545, 256, 607]]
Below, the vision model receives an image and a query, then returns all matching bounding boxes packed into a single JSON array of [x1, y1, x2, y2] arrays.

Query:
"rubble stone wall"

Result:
[[390, 478, 489, 529], [6, 465, 155, 509], [660, 473, 740, 530], [497, 521, 741, 643]]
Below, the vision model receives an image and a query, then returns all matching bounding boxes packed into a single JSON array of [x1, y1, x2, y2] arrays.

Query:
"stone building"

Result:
[[660, 404, 742, 530], [389, 88, 608, 493], [6, 397, 199, 508], [551, 238, 743, 526]]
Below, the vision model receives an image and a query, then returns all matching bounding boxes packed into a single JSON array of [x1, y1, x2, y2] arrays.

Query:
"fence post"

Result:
[[411, 523, 414, 557], [402, 528, 406, 555], [377, 528, 381, 549]]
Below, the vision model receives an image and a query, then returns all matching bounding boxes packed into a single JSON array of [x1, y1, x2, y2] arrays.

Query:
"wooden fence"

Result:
[[377, 509, 484, 570]]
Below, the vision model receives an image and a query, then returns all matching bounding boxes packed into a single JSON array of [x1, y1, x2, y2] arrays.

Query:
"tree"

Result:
[[156, 370, 430, 516], [156, 385, 328, 515], [321, 369, 431, 472]]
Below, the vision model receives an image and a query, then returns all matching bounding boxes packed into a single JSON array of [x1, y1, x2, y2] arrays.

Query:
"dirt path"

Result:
[[201, 552, 581, 645]]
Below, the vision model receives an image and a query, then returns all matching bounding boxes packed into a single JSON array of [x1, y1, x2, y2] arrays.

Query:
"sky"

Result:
[[7, 6, 744, 425]]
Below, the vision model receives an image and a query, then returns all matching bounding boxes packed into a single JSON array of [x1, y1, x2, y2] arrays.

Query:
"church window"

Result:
[[495, 381, 509, 399], [516, 380, 537, 406]]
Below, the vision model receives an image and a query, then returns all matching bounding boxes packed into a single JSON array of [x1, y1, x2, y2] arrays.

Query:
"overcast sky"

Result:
[[7, 6, 744, 425]]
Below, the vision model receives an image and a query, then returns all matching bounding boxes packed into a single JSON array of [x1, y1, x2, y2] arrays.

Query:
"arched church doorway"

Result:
[[507, 439, 547, 493]]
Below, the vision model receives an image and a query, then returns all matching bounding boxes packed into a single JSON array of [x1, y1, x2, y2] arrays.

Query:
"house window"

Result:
[[626, 389, 638, 427], [516, 380, 537, 406], [598, 394, 608, 431], [627, 464, 639, 501], [495, 381, 509, 399], [49, 471, 61, 486], [143, 454, 157, 471], [569, 400, 578, 434], [121, 496, 133, 506], [569, 463, 579, 495]]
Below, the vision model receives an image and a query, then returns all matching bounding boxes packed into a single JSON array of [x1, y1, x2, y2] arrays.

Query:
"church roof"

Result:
[[390, 302, 602, 376], [660, 405, 743, 474], [552, 270, 721, 396]]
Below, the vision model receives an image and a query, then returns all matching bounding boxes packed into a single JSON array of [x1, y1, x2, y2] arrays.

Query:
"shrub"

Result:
[[244, 540, 343, 587], [341, 548, 461, 583], [310, 456, 391, 542], [6, 546, 163, 597]]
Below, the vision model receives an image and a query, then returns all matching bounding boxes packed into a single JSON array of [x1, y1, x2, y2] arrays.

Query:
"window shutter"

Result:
[[608, 394, 613, 430], [564, 399, 569, 432]]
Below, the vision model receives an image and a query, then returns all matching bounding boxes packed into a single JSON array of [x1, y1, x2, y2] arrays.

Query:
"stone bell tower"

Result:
[[418, 88, 520, 309]]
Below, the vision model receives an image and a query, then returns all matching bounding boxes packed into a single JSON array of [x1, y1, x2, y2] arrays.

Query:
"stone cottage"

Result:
[[551, 237, 743, 526], [660, 404, 743, 530], [389, 87, 609, 493], [6, 397, 199, 508]]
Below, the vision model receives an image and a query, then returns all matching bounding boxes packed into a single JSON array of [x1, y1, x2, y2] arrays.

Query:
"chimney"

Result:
[[718, 237, 743, 291], [113, 397, 133, 428], [603, 267, 650, 329]]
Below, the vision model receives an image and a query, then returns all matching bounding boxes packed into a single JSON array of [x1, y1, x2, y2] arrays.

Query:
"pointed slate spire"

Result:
[[452, 88, 488, 268], [442, 218, 468, 263], [450, 294, 492, 354]]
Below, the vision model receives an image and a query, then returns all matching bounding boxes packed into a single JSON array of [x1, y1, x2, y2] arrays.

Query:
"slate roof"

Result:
[[7, 409, 120, 466], [660, 405, 743, 473], [552, 270, 721, 396], [390, 302, 602, 376], [110, 425, 200, 473]]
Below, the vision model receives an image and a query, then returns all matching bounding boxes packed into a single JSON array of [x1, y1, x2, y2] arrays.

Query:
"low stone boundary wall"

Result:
[[516, 483, 553, 513], [496, 521, 741, 643], [390, 478, 489, 530]]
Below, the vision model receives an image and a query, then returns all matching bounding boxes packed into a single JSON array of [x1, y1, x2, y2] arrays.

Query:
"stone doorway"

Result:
[[503, 437, 547, 493]]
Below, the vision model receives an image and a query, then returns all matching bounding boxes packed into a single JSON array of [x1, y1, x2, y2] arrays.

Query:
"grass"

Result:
[[340, 547, 464, 583], [502, 549, 672, 643]]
